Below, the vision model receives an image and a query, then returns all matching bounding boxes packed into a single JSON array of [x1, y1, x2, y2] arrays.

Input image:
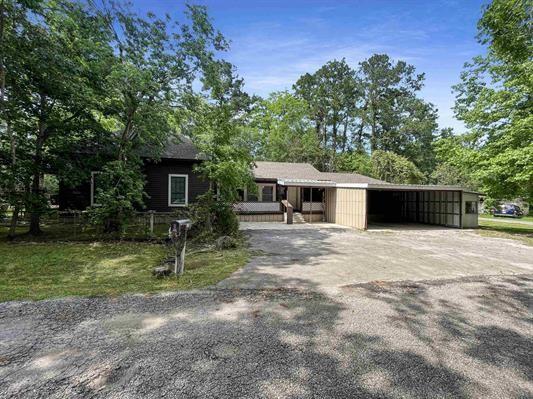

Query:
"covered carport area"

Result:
[[367, 187, 463, 228]]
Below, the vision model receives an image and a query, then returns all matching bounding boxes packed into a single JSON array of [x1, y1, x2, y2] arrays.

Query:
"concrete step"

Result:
[[293, 212, 306, 224]]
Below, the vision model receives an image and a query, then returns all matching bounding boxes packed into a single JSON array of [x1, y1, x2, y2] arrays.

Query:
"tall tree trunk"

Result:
[[356, 123, 365, 152], [341, 119, 348, 153], [370, 107, 377, 152], [29, 112, 46, 235], [7, 122, 19, 239]]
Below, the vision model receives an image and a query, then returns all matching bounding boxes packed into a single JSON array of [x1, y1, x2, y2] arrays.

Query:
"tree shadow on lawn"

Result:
[[7, 275, 533, 398]]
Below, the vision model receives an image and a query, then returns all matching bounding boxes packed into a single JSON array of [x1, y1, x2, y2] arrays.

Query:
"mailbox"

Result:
[[168, 219, 192, 276], [169, 219, 192, 237]]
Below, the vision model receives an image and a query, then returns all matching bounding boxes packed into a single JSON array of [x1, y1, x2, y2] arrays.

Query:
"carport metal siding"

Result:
[[370, 190, 462, 228], [325, 187, 367, 229]]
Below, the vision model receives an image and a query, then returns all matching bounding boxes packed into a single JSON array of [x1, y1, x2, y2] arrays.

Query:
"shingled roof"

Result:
[[253, 161, 388, 185], [141, 136, 206, 160], [253, 162, 327, 181], [319, 172, 387, 185]]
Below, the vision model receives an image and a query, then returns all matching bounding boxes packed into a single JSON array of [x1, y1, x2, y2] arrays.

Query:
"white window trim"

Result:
[[168, 174, 189, 207], [90, 171, 100, 207]]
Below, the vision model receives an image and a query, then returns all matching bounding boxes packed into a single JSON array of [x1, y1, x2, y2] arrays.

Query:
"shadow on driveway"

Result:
[[1, 273, 532, 398]]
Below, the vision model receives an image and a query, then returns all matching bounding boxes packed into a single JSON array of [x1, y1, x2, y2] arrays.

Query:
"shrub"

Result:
[[87, 160, 145, 233], [183, 191, 239, 241]]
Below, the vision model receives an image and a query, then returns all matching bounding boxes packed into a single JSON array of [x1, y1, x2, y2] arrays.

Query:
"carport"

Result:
[[325, 184, 480, 230], [368, 187, 462, 227]]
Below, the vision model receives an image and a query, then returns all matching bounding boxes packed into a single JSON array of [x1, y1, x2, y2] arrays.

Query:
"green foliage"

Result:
[[184, 191, 240, 240], [358, 54, 438, 174], [1, 0, 113, 234], [430, 163, 478, 189], [335, 151, 374, 177], [451, 0, 532, 202], [253, 54, 449, 183], [371, 150, 425, 184], [251, 92, 322, 165], [87, 160, 145, 233], [293, 59, 359, 169]]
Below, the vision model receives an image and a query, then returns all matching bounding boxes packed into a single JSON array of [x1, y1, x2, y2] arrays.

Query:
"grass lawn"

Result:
[[0, 241, 249, 302], [479, 214, 533, 223], [478, 218, 533, 246]]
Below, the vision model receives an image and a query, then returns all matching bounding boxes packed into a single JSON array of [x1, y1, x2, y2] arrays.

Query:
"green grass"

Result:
[[0, 241, 249, 302], [479, 214, 533, 223], [478, 218, 533, 246]]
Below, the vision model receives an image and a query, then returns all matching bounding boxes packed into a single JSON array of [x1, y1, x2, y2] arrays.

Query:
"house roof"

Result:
[[253, 161, 388, 185], [319, 172, 387, 185], [253, 162, 327, 181], [141, 136, 207, 161]]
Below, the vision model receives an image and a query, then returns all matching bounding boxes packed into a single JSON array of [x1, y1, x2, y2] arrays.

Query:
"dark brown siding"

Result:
[[143, 159, 210, 212], [58, 180, 91, 210], [59, 159, 210, 212]]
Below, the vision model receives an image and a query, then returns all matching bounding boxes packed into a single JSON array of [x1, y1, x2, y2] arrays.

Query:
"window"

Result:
[[237, 184, 276, 202], [303, 187, 324, 202], [261, 186, 274, 202], [465, 201, 478, 214], [168, 174, 188, 207], [247, 189, 258, 201], [90, 171, 100, 206]]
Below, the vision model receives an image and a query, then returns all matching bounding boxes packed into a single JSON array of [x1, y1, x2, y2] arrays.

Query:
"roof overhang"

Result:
[[365, 183, 482, 194], [277, 178, 336, 187]]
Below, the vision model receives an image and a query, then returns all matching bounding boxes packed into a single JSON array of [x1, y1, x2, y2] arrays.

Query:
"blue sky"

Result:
[[132, 0, 488, 132]]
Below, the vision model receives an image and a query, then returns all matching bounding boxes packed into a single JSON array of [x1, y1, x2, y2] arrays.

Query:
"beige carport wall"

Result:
[[325, 187, 367, 229]]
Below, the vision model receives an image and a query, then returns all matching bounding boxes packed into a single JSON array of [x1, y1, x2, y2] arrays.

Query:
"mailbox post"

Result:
[[168, 219, 192, 276]]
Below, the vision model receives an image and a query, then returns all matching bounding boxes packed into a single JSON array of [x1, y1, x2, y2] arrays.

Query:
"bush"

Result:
[[183, 191, 239, 241], [87, 160, 145, 233]]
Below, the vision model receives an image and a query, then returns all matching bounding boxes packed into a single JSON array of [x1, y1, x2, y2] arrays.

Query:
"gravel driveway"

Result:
[[218, 223, 533, 290], [1, 275, 532, 398], [1, 224, 532, 398]]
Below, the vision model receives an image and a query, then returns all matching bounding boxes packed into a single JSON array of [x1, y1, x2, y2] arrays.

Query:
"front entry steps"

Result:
[[293, 212, 306, 224]]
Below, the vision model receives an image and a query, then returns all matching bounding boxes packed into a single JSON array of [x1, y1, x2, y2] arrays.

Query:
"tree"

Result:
[[291, 55, 439, 175], [293, 59, 360, 169], [452, 0, 532, 202], [183, 66, 256, 235], [371, 150, 425, 184], [430, 163, 478, 189], [90, 2, 232, 232], [358, 54, 438, 173], [432, 133, 480, 190], [335, 151, 374, 177], [251, 92, 322, 165], [1, 0, 112, 235]]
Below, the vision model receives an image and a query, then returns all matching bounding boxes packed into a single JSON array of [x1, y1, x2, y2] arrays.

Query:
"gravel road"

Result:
[[1, 274, 532, 398]]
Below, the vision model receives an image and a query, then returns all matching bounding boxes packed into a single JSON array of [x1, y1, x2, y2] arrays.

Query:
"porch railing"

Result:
[[233, 201, 282, 214], [302, 202, 324, 212]]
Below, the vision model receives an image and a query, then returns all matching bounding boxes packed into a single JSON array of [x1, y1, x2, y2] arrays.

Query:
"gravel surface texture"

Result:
[[1, 274, 532, 398], [219, 223, 533, 290]]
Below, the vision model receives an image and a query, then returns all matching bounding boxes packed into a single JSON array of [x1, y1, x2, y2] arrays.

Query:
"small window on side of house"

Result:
[[236, 189, 245, 201], [168, 174, 188, 207], [465, 201, 478, 214]]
